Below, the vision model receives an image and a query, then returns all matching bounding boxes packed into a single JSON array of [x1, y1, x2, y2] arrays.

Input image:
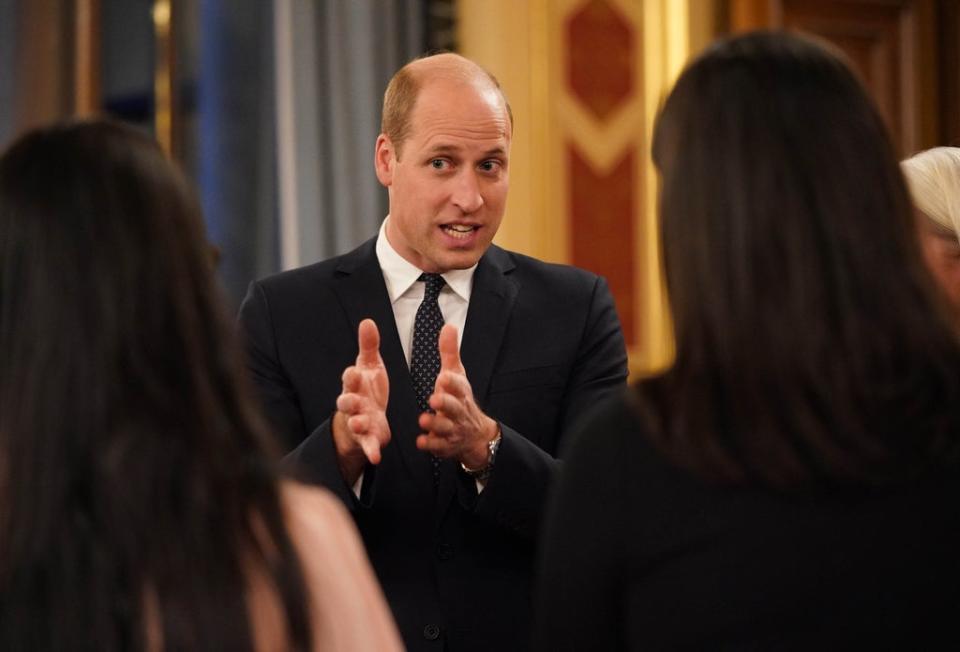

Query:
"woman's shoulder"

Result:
[[281, 480, 349, 520], [277, 481, 404, 651], [278, 481, 361, 555]]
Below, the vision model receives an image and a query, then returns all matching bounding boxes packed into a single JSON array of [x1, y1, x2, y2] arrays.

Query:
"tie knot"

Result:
[[419, 273, 445, 298]]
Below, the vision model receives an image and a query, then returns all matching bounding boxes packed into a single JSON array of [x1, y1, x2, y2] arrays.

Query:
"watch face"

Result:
[[489, 433, 501, 458], [462, 433, 501, 480]]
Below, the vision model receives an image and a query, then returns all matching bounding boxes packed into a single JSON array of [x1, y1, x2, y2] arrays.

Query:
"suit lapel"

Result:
[[459, 245, 518, 405], [331, 238, 434, 491], [437, 245, 518, 512]]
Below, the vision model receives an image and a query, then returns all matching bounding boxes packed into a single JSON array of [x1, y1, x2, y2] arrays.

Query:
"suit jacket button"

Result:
[[436, 542, 454, 561], [423, 624, 441, 640]]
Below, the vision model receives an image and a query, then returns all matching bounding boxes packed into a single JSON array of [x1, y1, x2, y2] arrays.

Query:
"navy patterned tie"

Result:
[[411, 273, 445, 483]]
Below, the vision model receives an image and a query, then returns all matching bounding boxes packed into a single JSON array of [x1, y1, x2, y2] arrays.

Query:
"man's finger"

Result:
[[416, 433, 454, 456], [342, 366, 362, 393], [347, 413, 370, 434], [418, 412, 455, 439], [337, 392, 364, 415], [438, 323, 462, 372], [418, 411, 436, 433], [358, 434, 382, 465], [428, 391, 467, 421], [434, 370, 470, 400], [357, 318, 382, 367]]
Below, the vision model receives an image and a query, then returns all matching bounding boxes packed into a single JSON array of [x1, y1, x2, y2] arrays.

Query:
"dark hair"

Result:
[[644, 31, 960, 487], [0, 121, 311, 649]]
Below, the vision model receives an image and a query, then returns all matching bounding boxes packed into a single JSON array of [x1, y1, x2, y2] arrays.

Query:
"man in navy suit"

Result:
[[239, 53, 627, 652]]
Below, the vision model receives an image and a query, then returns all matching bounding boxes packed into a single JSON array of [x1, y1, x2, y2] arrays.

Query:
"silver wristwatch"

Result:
[[461, 430, 502, 482]]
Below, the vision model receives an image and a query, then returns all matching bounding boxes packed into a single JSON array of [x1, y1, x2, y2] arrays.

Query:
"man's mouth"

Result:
[[441, 224, 478, 240]]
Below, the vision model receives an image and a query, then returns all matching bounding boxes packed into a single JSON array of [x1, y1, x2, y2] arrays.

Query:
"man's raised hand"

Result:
[[333, 318, 391, 484], [416, 324, 498, 470]]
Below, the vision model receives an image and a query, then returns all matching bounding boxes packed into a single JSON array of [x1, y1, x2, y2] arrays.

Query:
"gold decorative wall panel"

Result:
[[459, 0, 708, 376]]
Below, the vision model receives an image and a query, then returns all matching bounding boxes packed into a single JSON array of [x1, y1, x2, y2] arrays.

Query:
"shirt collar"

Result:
[[375, 217, 476, 304]]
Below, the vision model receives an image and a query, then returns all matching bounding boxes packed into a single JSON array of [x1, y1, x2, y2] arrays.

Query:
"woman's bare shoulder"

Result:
[[277, 481, 403, 650], [279, 481, 357, 551], [281, 480, 347, 516]]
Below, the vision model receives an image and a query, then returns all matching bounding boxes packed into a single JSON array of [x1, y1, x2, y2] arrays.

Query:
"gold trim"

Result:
[[632, 0, 692, 377], [528, 0, 556, 262], [73, 0, 101, 116], [152, 0, 174, 157]]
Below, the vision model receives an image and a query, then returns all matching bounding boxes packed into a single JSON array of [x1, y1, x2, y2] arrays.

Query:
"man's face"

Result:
[[375, 78, 511, 273], [916, 211, 960, 317]]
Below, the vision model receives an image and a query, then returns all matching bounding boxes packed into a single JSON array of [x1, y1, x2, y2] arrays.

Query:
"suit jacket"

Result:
[[238, 236, 628, 652]]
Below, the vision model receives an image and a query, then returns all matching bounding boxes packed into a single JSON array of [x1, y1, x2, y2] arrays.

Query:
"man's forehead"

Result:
[[408, 80, 510, 133], [415, 77, 506, 110], [412, 121, 512, 154]]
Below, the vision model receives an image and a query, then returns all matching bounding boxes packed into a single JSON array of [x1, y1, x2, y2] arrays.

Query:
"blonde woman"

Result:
[[902, 147, 960, 312]]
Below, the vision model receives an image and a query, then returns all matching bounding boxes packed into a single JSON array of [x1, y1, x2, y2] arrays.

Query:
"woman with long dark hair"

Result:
[[534, 32, 960, 649], [0, 121, 402, 651]]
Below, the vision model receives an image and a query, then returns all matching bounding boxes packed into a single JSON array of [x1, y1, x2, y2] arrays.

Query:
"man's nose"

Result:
[[451, 172, 484, 213]]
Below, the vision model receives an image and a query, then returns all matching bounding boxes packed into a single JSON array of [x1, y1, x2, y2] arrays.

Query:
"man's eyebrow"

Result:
[[423, 144, 462, 158], [424, 144, 507, 158], [481, 146, 507, 158]]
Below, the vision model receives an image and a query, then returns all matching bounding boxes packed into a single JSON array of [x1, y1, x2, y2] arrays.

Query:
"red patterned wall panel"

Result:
[[566, 0, 634, 121], [563, 0, 640, 348], [569, 145, 636, 346]]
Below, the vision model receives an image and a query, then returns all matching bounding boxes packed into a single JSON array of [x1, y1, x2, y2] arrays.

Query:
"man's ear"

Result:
[[374, 134, 395, 187]]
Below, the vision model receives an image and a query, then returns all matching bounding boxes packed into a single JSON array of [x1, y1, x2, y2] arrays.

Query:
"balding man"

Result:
[[239, 53, 627, 652]]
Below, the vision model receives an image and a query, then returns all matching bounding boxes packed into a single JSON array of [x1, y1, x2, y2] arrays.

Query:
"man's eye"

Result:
[[479, 160, 499, 172], [431, 159, 446, 169]]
